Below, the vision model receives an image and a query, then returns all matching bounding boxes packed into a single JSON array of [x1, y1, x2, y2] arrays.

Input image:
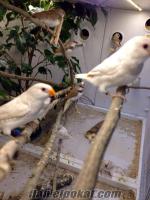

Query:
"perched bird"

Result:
[[110, 32, 122, 54], [75, 36, 150, 94], [32, 8, 65, 28], [0, 83, 56, 136], [32, 8, 65, 45]]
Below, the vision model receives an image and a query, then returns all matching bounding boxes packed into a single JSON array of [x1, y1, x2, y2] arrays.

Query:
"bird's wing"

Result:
[[87, 55, 121, 78], [0, 98, 31, 121]]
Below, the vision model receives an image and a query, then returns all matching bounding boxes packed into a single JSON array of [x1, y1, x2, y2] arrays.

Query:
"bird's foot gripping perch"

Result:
[[105, 86, 128, 101], [105, 92, 126, 101]]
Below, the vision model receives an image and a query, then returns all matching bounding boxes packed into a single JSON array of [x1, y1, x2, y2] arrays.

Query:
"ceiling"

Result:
[[73, 0, 150, 11]]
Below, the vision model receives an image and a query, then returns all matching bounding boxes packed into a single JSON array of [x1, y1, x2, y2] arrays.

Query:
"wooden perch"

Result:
[[0, 71, 61, 88], [20, 97, 72, 200], [0, 87, 71, 181], [0, 122, 39, 180], [64, 86, 127, 200], [52, 139, 62, 192], [20, 109, 64, 200]]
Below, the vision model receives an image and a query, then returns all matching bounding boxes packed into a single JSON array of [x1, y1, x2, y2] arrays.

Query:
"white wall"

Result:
[[77, 8, 150, 117]]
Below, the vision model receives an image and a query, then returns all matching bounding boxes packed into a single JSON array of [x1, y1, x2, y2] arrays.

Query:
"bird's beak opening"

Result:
[[49, 87, 56, 96]]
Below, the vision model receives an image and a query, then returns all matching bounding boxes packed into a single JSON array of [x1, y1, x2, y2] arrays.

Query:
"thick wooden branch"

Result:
[[65, 86, 126, 200], [0, 71, 61, 88], [0, 122, 39, 180], [0, 0, 74, 86], [20, 109, 64, 200], [52, 139, 62, 192]]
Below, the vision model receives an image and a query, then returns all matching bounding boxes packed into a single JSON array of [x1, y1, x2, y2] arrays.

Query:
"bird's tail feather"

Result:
[[75, 73, 87, 79]]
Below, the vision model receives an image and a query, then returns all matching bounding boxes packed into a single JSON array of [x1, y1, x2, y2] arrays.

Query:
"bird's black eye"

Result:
[[41, 88, 46, 92], [143, 44, 149, 49]]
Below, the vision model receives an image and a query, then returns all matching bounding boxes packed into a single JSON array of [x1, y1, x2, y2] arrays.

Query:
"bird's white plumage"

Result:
[[0, 83, 55, 136], [76, 36, 150, 92]]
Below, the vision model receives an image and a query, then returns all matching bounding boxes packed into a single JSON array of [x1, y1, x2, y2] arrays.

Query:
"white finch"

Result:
[[0, 83, 56, 136], [75, 36, 150, 93]]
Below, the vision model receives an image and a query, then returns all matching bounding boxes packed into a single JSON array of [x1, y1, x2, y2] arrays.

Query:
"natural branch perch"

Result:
[[0, 122, 39, 180], [52, 139, 62, 192], [0, 71, 61, 88], [65, 86, 126, 200], [20, 109, 64, 200], [0, 0, 74, 86]]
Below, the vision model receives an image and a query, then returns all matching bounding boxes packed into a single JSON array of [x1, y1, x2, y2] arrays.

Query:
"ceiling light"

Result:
[[126, 0, 142, 11]]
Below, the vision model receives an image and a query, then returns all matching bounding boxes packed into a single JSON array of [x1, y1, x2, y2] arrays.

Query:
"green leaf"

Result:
[[0, 78, 12, 92], [4, 43, 14, 50], [16, 36, 26, 54], [6, 12, 18, 23], [62, 74, 70, 86], [9, 80, 21, 93], [54, 56, 66, 69], [71, 56, 79, 64], [44, 49, 55, 64], [38, 66, 47, 74], [21, 63, 32, 74], [0, 6, 6, 21], [0, 90, 7, 97], [87, 8, 97, 27], [23, 31, 37, 48], [70, 57, 81, 73], [0, 66, 6, 71], [0, 77, 21, 93], [8, 63, 21, 75], [7, 26, 20, 41], [54, 56, 64, 62]]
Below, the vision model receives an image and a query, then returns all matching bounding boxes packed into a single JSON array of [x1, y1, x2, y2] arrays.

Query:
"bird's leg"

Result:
[[50, 26, 58, 45], [50, 16, 64, 46], [44, 25, 57, 46]]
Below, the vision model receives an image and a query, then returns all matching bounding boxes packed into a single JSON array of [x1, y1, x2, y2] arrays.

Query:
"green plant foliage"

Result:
[[0, 77, 21, 94], [0, 0, 98, 96], [70, 56, 81, 73], [0, 5, 6, 21], [21, 63, 32, 74], [44, 49, 55, 64], [0, 90, 7, 98]]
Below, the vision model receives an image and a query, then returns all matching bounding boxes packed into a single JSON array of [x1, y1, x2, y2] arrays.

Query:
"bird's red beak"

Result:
[[49, 87, 56, 96]]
